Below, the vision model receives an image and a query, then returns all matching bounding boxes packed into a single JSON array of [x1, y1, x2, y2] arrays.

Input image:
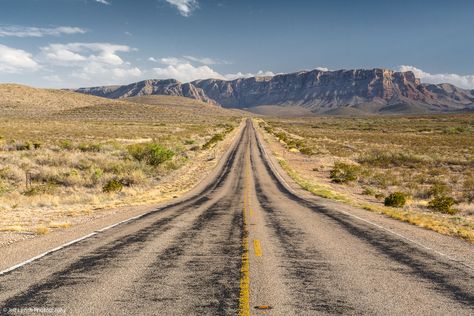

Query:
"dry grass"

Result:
[[257, 115, 474, 242], [0, 85, 242, 241]]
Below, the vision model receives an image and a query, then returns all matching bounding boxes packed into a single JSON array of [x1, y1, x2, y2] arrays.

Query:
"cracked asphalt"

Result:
[[1, 119, 473, 315]]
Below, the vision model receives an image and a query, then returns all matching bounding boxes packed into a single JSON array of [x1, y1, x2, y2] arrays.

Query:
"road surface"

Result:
[[0, 119, 473, 315]]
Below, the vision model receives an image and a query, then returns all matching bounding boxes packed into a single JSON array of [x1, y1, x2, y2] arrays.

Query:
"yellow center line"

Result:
[[253, 239, 263, 257], [239, 141, 251, 316]]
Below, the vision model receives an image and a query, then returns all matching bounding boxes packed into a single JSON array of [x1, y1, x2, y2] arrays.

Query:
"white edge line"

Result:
[[255, 122, 474, 271], [0, 212, 152, 276], [0, 123, 247, 277]]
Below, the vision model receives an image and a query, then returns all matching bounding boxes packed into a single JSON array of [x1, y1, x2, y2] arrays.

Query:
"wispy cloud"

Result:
[[0, 25, 86, 37], [0, 44, 40, 73], [165, 0, 198, 17], [183, 55, 230, 65], [95, 0, 111, 5], [39, 42, 141, 84], [224, 70, 275, 80], [398, 65, 474, 89], [148, 55, 274, 82]]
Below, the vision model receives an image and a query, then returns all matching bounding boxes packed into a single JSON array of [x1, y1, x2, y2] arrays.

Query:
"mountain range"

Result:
[[75, 68, 474, 115]]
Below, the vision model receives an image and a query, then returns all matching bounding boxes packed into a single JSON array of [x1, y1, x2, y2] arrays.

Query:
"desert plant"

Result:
[[128, 143, 174, 166], [202, 133, 224, 150], [299, 147, 313, 156], [384, 192, 407, 207], [428, 196, 457, 214], [427, 182, 451, 198], [102, 179, 123, 193], [23, 183, 58, 196], [330, 161, 360, 183], [78, 143, 102, 152], [463, 177, 474, 203], [59, 140, 74, 150]]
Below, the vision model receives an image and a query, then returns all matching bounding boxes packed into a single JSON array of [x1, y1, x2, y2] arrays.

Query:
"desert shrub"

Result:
[[91, 168, 104, 184], [362, 186, 376, 196], [15, 142, 32, 151], [120, 170, 147, 186], [23, 183, 58, 196], [427, 182, 451, 198], [358, 151, 427, 168], [128, 143, 174, 166], [384, 192, 407, 207], [299, 147, 313, 156], [202, 134, 224, 150], [184, 139, 195, 145], [428, 196, 457, 214], [59, 140, 73, 150], [102, 179, 123, 193], [463, 177, 474, 203], [330, 161, 360, 183], [78, 143, 102, 152]]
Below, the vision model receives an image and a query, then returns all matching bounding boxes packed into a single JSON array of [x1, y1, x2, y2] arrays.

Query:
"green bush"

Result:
[[202, 134, 224, 150], [59, 140, 73, 150], [330, 161, 360, 183], [463, 177, 474, 203], [102, 179, 123, 193], [23, 183, 57, 196], [128, 143, 174, 166], [78, 143, 102, 152], [428, 196, 457, 214], [384, 192, 407, 207]]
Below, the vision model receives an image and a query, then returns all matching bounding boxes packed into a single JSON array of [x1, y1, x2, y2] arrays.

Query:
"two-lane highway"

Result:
[[1, 119, 473, 315]]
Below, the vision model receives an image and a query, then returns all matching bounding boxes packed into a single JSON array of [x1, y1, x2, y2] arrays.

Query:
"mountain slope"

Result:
[[0, 84, 129, 117], [74, 68, 474, 115], [0, 84, 240, 121], [76, 79, 216, 105]]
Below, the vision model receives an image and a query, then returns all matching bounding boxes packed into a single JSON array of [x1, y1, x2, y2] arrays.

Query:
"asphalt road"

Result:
[[0, 119, 473, 315]]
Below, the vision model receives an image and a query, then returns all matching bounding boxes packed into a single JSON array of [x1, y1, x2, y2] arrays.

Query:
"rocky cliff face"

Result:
[[76, 79, 216, 104], [75, 68, 474, 115]]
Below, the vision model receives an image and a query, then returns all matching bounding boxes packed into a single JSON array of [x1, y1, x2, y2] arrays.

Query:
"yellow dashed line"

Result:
[[253, 239, 263, 257], [239, 142, 251, 316]]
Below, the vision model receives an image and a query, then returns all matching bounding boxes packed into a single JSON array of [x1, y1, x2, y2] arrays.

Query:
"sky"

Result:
[[0, 0, 473, 89]]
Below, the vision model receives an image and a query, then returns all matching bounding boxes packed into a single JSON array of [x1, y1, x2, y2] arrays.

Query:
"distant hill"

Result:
[[0, 84, 126, 117], [0, 84, 240, 121], [75, 68, 474, 115]]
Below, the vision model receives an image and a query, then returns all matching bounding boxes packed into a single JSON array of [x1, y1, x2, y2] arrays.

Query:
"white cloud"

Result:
[[40, 43, 132, 66], [150, 56, 274, 82], [224, 70, 275, 80], [398, 65, 474, 89], [165, 0, 198, 17], [38, 42, 141, 85], [315, 67, 329, 71], [95, 0, 111, 4], [159, 57, 185, 66], [152, 62, 223, 82], [42, 75, 63, 83], [0, 44, 40, 73], [112, 67, 142, 78], [0, 26, 86, 37], [183, 55, 226, 65]]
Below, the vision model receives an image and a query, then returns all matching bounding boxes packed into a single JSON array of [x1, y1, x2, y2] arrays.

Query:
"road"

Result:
[[0, 119, 473, 315]]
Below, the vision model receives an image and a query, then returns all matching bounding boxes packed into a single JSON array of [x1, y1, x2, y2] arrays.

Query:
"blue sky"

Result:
[[0, 0, 473, 88]]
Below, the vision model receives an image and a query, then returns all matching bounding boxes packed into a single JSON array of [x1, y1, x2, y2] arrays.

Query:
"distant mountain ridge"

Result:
[[75, 68, 474, 115]]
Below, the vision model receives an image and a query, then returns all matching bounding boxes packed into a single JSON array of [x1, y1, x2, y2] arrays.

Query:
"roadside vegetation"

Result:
[[0, 98, 240, 240], [257, 115, 474, 242]]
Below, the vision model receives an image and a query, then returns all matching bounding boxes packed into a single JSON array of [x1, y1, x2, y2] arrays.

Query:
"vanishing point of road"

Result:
[[0, 119, 473, 315]]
